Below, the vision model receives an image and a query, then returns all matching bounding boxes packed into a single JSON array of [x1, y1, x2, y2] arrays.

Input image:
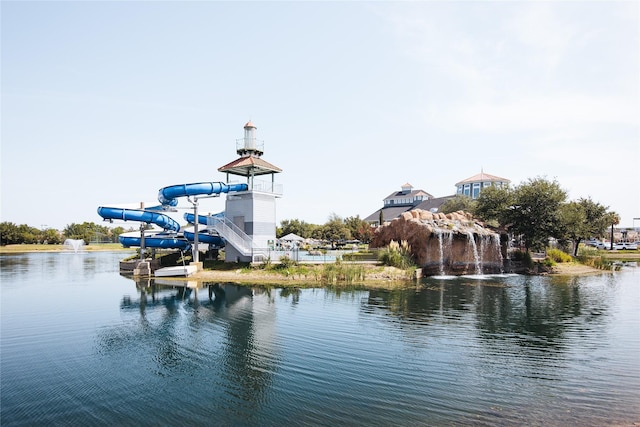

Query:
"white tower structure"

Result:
[[215, 121, 283, 263]]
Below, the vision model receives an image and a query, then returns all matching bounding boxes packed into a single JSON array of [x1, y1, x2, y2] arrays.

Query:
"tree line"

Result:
[[277, 214, 373, 245], [0, 222, 126, 246], [438, 176, 619, 255], [1, 214, 373, 247]]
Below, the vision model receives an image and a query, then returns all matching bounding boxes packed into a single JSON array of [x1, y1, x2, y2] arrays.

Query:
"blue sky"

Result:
[[2, 1, 638, 230]]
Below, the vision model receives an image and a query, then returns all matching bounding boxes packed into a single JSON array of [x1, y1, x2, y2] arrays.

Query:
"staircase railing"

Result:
[[207, 216, 253, 257]]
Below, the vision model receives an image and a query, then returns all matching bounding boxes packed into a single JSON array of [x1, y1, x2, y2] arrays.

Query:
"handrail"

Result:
[[208, 216, 253, 256]]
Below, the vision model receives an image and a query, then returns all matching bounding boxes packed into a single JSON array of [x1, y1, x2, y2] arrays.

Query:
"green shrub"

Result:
[[378, 240, 415, 270], [278, 255, 297, 269], [547, 248, 573, 263], [510, 250, 533, 268]]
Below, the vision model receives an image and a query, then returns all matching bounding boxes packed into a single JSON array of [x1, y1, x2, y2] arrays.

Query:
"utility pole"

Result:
[[140, 202, 145, 261], [188, 196, 199, 264]]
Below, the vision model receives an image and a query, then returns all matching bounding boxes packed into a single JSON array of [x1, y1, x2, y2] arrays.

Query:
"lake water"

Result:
[[1, 251, 639, 426]]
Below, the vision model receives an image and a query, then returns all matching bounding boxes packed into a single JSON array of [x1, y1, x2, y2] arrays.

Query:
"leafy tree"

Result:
[[317, 213, 351, 247], [440, 195, 477, 215], [557, 202, 588, 255], [504, 177, 567, 252], [604, 211, 620, 250], [558, 198, 611, 256], [63, 222, 111, 244], [111, 226, 125, 243], [17, 224, 40, 244], [41, 228, 62, 244], [344, 215, 372, 243], [278, 218, 320, 239], [1, 222, 62, 245], [0, 222, 21, 245], [474, 185, 514, 224]]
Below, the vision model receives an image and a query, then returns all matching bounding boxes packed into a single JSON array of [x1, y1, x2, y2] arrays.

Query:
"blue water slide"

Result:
[[97, 207, 181, 232], [183, 213, 225, 246], [183, 212, 224, 226], [183, 230, 224, 247], [184, 213, 208, 226], [119, 235, 191, 250], [158, 182, 248, 206]]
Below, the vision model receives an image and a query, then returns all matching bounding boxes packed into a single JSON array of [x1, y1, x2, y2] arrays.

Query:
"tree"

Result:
[[278, 219, 319, 239], [344, 215, 372, 243], [0, 222, 62, 245], [604, 211, 620, 250], [41, 228, 62, 245], [317, 213, 351, 247], [111, 226, 125, 243], [558, 202, 588, 255], [0, 222, 21, 245], [474, 185, 513, 225], [440, 195, 477, 215], [63, 222, 111, 245], [558, 198, 611, 256], [504, 177, 567, 252]]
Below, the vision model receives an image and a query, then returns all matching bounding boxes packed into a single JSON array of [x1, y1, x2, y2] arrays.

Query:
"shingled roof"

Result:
[[218, 156, 282, 176]]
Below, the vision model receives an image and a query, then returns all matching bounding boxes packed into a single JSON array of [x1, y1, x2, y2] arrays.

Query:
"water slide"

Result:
[[119, 231, 191, 250], [158, 182, 248, 206], [98, 182, 248, 250], [183, 212, 223, 226], [183, 213, 224, 247], [97, 207, 181, 231]]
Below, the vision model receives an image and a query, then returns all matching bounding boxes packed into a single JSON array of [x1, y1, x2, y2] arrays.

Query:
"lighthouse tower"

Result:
[[216, 121, 283, 262]]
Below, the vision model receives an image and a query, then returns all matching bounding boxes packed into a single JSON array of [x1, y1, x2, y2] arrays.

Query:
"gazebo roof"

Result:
[[455, 172, 510, 186], [218, 156, 282, 176]]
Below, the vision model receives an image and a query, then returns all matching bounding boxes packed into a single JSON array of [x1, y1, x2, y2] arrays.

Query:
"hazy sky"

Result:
[[2, 1, 638, 230]]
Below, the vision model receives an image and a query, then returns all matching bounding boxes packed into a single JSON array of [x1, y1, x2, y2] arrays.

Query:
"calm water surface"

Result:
[[1, 252, 639, 426]]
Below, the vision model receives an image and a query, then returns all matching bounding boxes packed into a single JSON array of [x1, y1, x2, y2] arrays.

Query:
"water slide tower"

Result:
[[216, 121, 283, 262]]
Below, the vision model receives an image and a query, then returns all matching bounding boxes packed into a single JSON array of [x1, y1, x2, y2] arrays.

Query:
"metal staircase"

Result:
[[207, 216, 253, 257]]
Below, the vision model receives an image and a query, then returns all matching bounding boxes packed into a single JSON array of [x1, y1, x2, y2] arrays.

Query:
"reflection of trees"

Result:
[[279, 287, 300, 304], [474, 276, 610, 350], [365, 281, 475, 322], [96, 280, 277, 413], [364, 276, 611, 354]]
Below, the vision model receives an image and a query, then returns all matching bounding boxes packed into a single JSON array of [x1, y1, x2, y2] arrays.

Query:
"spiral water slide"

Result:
[[119, 232, 191, 250], [158, 182, 248, 206], [183, 212, 224, 247], [98, 182, 248, 249]]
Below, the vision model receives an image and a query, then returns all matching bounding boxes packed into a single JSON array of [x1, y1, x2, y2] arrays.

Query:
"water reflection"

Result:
[[366, 274, 613, 354], [2, 252, 638, 426], [98, 277, 278, 415]]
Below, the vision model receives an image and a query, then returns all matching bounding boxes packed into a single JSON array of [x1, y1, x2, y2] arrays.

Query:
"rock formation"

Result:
[[371, 209, 507, 276]]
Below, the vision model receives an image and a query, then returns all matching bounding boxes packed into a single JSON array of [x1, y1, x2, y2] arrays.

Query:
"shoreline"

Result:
[[3, 245, 632, 287]]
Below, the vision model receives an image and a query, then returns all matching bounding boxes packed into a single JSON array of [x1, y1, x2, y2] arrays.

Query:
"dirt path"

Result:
[[550, 262, 605, 276]]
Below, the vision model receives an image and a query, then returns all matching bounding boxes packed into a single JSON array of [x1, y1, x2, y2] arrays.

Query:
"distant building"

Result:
[[454, 171, 510, 199], [364, 172, 511, 226], [383, 183, 432, 208], [364, 183, 453, 226]]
